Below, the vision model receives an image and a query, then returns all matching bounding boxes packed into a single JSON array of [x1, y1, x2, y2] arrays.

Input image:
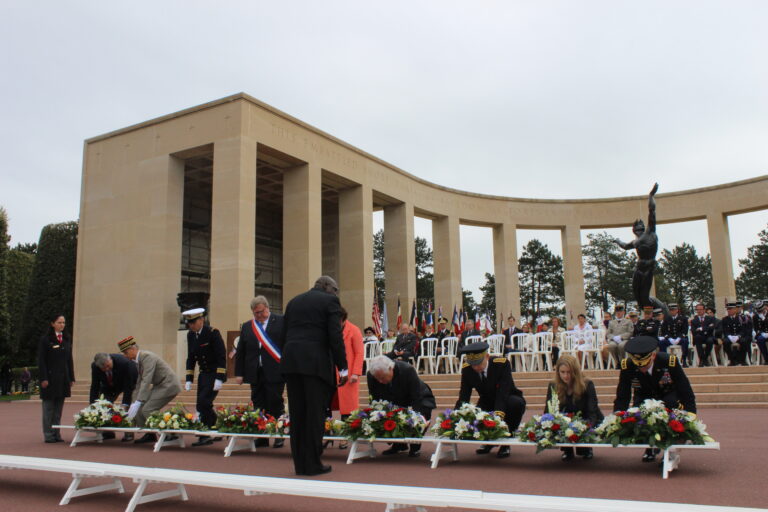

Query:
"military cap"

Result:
[[624, 336, 658, 367], [652, 307, 663, 315], [117, 336, 136, 352], [754, 300, 765, 311], [668, 303, 679, 309], [726, 301, 738, 309], [182, 308, 205, 322], [735, 301, 743, 308], [642, 305, 654, 312], [614, 304, 625, 312], [438, 317, 449, 324], [459, 342, 489, 366]]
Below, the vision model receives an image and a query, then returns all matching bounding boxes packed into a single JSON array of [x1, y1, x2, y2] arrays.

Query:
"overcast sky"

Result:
[[2, 1, 767, 301]]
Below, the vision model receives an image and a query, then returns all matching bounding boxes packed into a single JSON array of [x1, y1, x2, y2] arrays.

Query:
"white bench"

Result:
[[56, 425, 193, 452], [426, 438, 721, 478], [0, 454, 761, 512]]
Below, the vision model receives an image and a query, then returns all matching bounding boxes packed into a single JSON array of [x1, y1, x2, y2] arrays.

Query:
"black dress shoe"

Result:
[[382, 443, 408, 455], [561, 449, 575, 461], [273, 439, 284, 448], [134, 433, 157, 444], [582, 449, 593, 460], [54, 438, 64, 443], [102, 431, 116, 440], [122, 433, 134, 442], [408, 449, 421, 457], [304, 465, 332, 476], [192, 437, 214, 447], [642, 448, 659, 462], [44, 439, 58, 443], [475, 445, 493, 455], [212, 437, 223, 442], [496, 446, 510, 458], [256, 438, 269, 447]]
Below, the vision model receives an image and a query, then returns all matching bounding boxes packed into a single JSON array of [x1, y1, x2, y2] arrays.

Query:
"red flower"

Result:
[[482, 420, 496, 428], [620, 417, 637, 424], [566, 413, 574, 418], [441, 419, 452, 430], [616, 411, 625, 417], [669, 419, 685, 433], [350, 419, 362, 429], [363, 408, 372, 413], [383, 420, 397, 431], [111, 415, 122, 423], [527, 431, 536, 440], [551, 423, 561, 431], [386, 411, 395, 418], [569, 434, 579, 442]]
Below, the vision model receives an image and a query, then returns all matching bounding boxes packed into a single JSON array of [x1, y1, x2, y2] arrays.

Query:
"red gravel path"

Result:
[[0, 401, 765, 511]]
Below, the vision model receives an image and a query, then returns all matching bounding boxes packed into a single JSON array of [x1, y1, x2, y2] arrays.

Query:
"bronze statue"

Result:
[[614, 183, 666, 312]]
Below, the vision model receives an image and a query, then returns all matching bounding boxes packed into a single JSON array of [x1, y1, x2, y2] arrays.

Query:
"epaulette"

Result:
[[462, 362, 469, 369], [494, 410, 506, 418], [669, 355, 677, 367], [621, 358, 628, 370], [493, 357, 506, 363], [186, 369, 193, 375]]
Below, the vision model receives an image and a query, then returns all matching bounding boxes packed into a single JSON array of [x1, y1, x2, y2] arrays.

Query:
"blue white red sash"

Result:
[[251, 318, 281, 363]]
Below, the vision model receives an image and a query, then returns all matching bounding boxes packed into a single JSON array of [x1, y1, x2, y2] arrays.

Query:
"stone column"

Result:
[[432, 215, 462, 325], [707, 212, 736, 307], [493, 222, 520, 331], [338, 184, 373, 328], [210, 136, 257, 331], [561, 224, 586, 327], [384, 202, 416, 328], [283, 163, 323, 305]]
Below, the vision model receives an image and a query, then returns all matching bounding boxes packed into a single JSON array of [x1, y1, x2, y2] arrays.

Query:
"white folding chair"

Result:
[[532, 332, 553, 371], [362, 341, 381, 373], [507, 333, 532, 372], [380, 340, 394, 355], [416, 338, 438, 374], [486, 334, 505, 357], [436, 337, 459, 374], [458, 335, 483, 366]]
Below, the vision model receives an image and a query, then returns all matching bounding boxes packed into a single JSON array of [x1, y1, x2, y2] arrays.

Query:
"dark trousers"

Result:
[[658, 337, 690, 363], [196, 372, 219, 428], [693, 335, 714, 366], [285, 374, 334, 475], [755, 334, 768, 364], [482, 394, 526, 432], [42, 397, 65, 441], [250, 373, 286, 419], [724, 339, 749, 365]]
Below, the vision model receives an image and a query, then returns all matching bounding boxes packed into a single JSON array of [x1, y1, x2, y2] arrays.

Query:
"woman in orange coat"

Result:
[[330, 307, 364, 448]]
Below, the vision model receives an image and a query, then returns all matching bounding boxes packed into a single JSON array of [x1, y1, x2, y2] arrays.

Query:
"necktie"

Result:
[[106, 370, 113, 386], [56, 333, 62, 343]]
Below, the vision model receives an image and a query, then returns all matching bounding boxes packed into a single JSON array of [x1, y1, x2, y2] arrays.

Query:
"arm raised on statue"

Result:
[[647, 182, 658, 233]]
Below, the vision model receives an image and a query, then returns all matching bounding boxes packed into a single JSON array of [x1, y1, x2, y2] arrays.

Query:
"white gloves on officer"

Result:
[[127, 401, 142, 419], [670, 337, 680, 345], [612, 335, 622, 343], [728, 335, 740, 343], [658, 336, 665, 341], [213, 379, 223, 391], [185, 381, 192, 392]]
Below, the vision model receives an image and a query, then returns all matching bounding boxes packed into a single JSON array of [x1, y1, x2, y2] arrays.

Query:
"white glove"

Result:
[[612, 335, 622, 343], [185, 381, 192, 392], [728, 335, 739, 342], [671, 338, 680, 345], [213, 379, 223, 391], [127, 401, 142, 419], [658, 336, 665, 341]]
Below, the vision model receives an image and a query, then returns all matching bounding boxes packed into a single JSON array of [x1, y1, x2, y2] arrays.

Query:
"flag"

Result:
[[438, 305, 443, 325], [421, 307, 427, 334], [452, 305, 460, 334], [409, 299, 417, 327], [480, 313, 493, 335], [427, 302, 434, 329], [474, 310, 480, 326], [372, 287, 382, 337], [460, 308, 466, 333], [396, 296, 402, 329], [382, 299, 389, 335]]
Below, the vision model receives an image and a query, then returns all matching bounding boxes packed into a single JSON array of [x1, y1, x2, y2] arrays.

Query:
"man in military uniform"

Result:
[[386, 323, 419, 362], [603, 304, 634, 365], [752, 300, 768, 365], [691, 303, 716, 367], [721, 302, 751, 366], [737, 301, 754, 365], [614, 336, 696, 462], [435, 317, 451, 341], [456, 342, 526, 458], [659, 303, 690, 366], [634, 307, 661, 338], [183, 308, 227, 446]]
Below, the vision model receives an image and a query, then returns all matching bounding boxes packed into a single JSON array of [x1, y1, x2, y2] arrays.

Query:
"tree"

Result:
[[518, 239, 564, 323], [478, 272, 496, 325], [655, 243, 714, 313], [373, 229, 385, 305], [18, 221, 78, 364], [462, 288, 477, 315], [736, 224, 768, 301], [0, 208, 10, 363], [372, 229, 434, 310], [582, 232, 635, 312], [7, 248, 35, 357]]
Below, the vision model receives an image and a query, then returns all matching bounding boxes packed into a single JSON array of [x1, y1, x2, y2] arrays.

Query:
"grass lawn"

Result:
[[0, 393, 32, 402]]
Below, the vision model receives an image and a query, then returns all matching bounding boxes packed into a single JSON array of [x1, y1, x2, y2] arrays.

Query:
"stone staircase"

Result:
[[63, 365, 768, 409]]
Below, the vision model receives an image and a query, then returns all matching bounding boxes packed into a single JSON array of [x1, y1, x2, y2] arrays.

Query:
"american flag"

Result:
[[371, 287, 382, 337]]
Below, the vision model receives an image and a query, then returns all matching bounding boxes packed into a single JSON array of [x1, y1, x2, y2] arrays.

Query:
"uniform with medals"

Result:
[[658, 303, 690, 365], [183, 309, 227, 434], [456, 342, 526, 458], [633, 307, 662, 338], [752, 301, 768, 364]]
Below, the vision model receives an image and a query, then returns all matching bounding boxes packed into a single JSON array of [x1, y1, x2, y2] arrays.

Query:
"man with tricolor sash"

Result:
[[235, 296, 286, 448]]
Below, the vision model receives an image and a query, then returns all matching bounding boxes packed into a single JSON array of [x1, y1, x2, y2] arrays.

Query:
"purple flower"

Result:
[[541, 413, 555, 422]]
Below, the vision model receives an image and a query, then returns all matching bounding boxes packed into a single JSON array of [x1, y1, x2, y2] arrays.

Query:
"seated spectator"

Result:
[[602, 305, 633, 365], [545, 354, 603, 460], [691, 303, 716, 366], [753, 301, 768, 365], [503, 315, 523, 354], [659, 303, 690, 366], [572, 314, 593, 359], [363, 326, 380, 342], [459, 318, 481, 347], [386, 323, 419, 362], [600, 311, 612, 334], [548, 317, 565, 362], [385, 329, 396, 340], [537, 321, 549, 333]]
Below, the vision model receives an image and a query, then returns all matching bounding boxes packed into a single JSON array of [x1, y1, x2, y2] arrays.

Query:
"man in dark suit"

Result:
[[367, 355, 436, 457], [459, 318, 482, 347], [386, 323, 418, 361], [280, 276, 348, 476], [235, 295, 286, 448], [502, 315, 523, 355], [752, 300, 768, 365], [614, 335, 696, 462], [691, 303, 716, 366], [90, 352, 139, 441], [456, 342, 526, 459]]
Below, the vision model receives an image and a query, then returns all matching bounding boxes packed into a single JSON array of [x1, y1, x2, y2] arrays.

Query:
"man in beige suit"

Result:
[[602, 305, 634, 365], [118, 336, 182, 443]]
